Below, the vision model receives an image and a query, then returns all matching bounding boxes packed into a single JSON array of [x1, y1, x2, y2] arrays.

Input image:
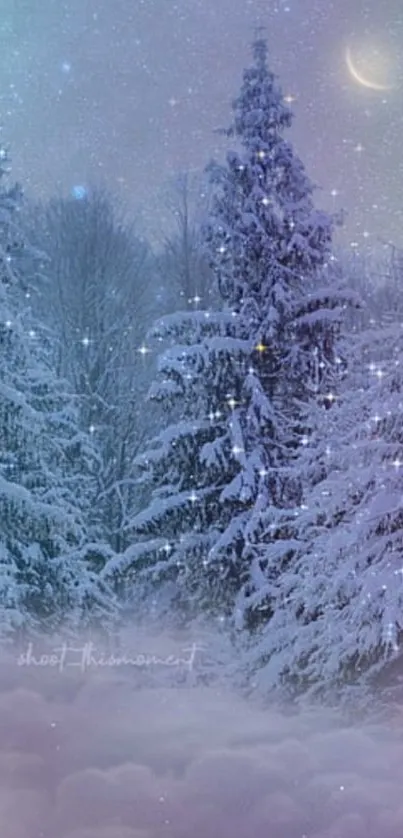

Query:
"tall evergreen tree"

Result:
[[104, 37, 348, 624]]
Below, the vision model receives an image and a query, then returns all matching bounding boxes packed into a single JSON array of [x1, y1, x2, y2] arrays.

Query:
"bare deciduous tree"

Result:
[[156, 171, 217, 312], [23, 187, 158, 552]]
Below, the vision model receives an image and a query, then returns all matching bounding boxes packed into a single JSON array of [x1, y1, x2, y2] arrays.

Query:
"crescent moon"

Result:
[[345, 46, 392, 91]]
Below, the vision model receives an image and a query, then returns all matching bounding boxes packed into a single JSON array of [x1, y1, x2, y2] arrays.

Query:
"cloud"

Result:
[[0, 626, 402, 838]]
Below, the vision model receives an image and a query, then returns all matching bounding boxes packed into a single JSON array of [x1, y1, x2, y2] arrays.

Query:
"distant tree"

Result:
[[103, 37, 349, 625], [155, 170, 216, 313], [23, 187, 157, 552]]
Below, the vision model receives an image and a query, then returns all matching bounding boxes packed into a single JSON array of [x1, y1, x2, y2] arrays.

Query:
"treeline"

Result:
[[1, 37, 403, 706]]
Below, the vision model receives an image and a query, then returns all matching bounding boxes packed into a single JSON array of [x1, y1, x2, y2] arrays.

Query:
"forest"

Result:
[[2, 35, 403, 712]]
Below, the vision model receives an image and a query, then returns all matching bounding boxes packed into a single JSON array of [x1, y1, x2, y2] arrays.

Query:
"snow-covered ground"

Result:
[[0, 626, 403, 838]]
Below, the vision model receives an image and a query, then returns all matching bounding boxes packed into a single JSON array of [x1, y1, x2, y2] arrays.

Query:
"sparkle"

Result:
[[393, 458, 402, 469], [161, 542, 172, 554], [255, 341, 267, 354], [257, 150, 266, 160], [217, 245, 226, 254], [330, 188, 339, 197], [81, 336, 90, 348], [188, 490, 198, 504], [226, 396, 238, 410], [89, 424, 95, 434], [232, 444, 244, 456], [138, 344, 151, 356], [208, 409, 222, 421], [283, 93, 296, 103], [354, 143, 364, 153]]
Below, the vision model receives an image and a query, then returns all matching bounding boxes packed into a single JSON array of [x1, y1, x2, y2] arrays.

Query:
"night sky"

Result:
[[2, 0, 403, 252]]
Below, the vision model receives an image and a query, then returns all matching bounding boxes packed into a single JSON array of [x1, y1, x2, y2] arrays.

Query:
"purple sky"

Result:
[[2, 0, 403, 251]]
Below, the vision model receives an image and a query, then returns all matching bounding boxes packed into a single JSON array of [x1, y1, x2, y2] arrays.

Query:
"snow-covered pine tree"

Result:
[[103, 36, 348, 625], [240, 271, 403, 703], [0, 149, 117, 640], [201, 36, 354, 626]]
